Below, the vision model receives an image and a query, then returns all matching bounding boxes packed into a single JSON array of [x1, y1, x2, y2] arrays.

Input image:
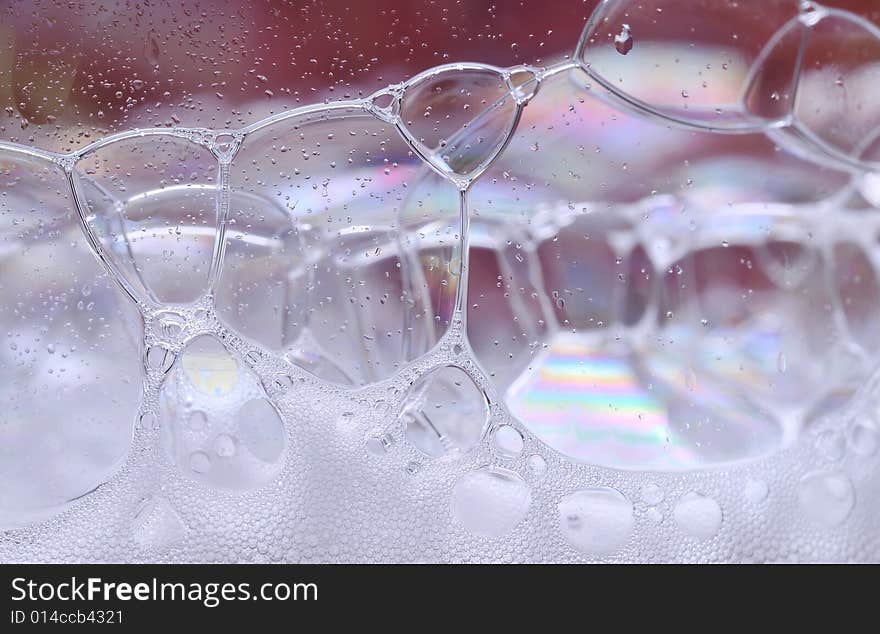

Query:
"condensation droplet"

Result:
[[614, 24, 633, 55], [145, 33, 161, 67]]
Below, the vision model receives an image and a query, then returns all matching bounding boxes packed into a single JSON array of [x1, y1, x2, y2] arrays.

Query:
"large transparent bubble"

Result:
[[1, 0, 879, 563]]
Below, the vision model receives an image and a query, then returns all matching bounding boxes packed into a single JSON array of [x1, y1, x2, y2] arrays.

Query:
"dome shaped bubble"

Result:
[[791, 8, 880, 169], [395, 64, 526, 184], [1, 0, 879, 563], [158, 334, 287, 490], [576, 0, 803, 130], [577, 1, 880, 172], [451, 467, 532, 538], [70, 132, 221, 307], [465, 66, 863, 471], [0, 146, 142, 528], [216, 106, 461, 387], [400, 365, 489, 458]]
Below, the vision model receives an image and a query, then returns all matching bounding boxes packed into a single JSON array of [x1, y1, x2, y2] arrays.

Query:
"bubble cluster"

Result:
[[0, 0, 879, 562]]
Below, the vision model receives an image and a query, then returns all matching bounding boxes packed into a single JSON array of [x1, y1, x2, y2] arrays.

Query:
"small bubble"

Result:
[[640, 483, 664, 506], [189, 451, 211, 474], [645, 507, 663, 525], [493, 425, 524, 456], [145, 345, 175, 374], [367, 434, 394, 455], [527, 454, 547, 475], [815, 430, 845, 461], [673, 492, 722, 540], [273, 374, 295, 391], [558, 488, 634, 556], [452, 468, 531, 538], [139, 412, 159, 431], [849, 421, 879, 456]]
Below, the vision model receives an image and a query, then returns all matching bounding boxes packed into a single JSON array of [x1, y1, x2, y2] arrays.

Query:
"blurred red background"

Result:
[[0, 0, 877, 152]]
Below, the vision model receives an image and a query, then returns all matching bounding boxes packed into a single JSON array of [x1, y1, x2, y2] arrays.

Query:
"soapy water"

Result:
[[1, 0, 879, 561]]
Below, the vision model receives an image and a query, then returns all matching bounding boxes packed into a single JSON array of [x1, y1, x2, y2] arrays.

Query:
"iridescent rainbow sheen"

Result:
[[505, 331, 783, 469]]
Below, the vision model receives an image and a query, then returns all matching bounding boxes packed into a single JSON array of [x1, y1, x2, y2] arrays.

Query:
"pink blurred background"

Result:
[[0, 0, 877, 153]]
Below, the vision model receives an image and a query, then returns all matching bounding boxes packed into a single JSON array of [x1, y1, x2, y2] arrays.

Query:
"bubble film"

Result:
[[1, 0, 879, 563]]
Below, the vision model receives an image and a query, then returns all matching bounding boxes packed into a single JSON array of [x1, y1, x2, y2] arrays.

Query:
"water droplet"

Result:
[[673, 492, 722, 540], [797, 470, 854, 527], [614, 24, 633, 55], [145, 33, 161, 67], [640, 483, 664, 506], [685, 367, 697, 391], [558, 487, 634, 556], [189, 451, 211, 474], [451, 468, 531, 538]]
